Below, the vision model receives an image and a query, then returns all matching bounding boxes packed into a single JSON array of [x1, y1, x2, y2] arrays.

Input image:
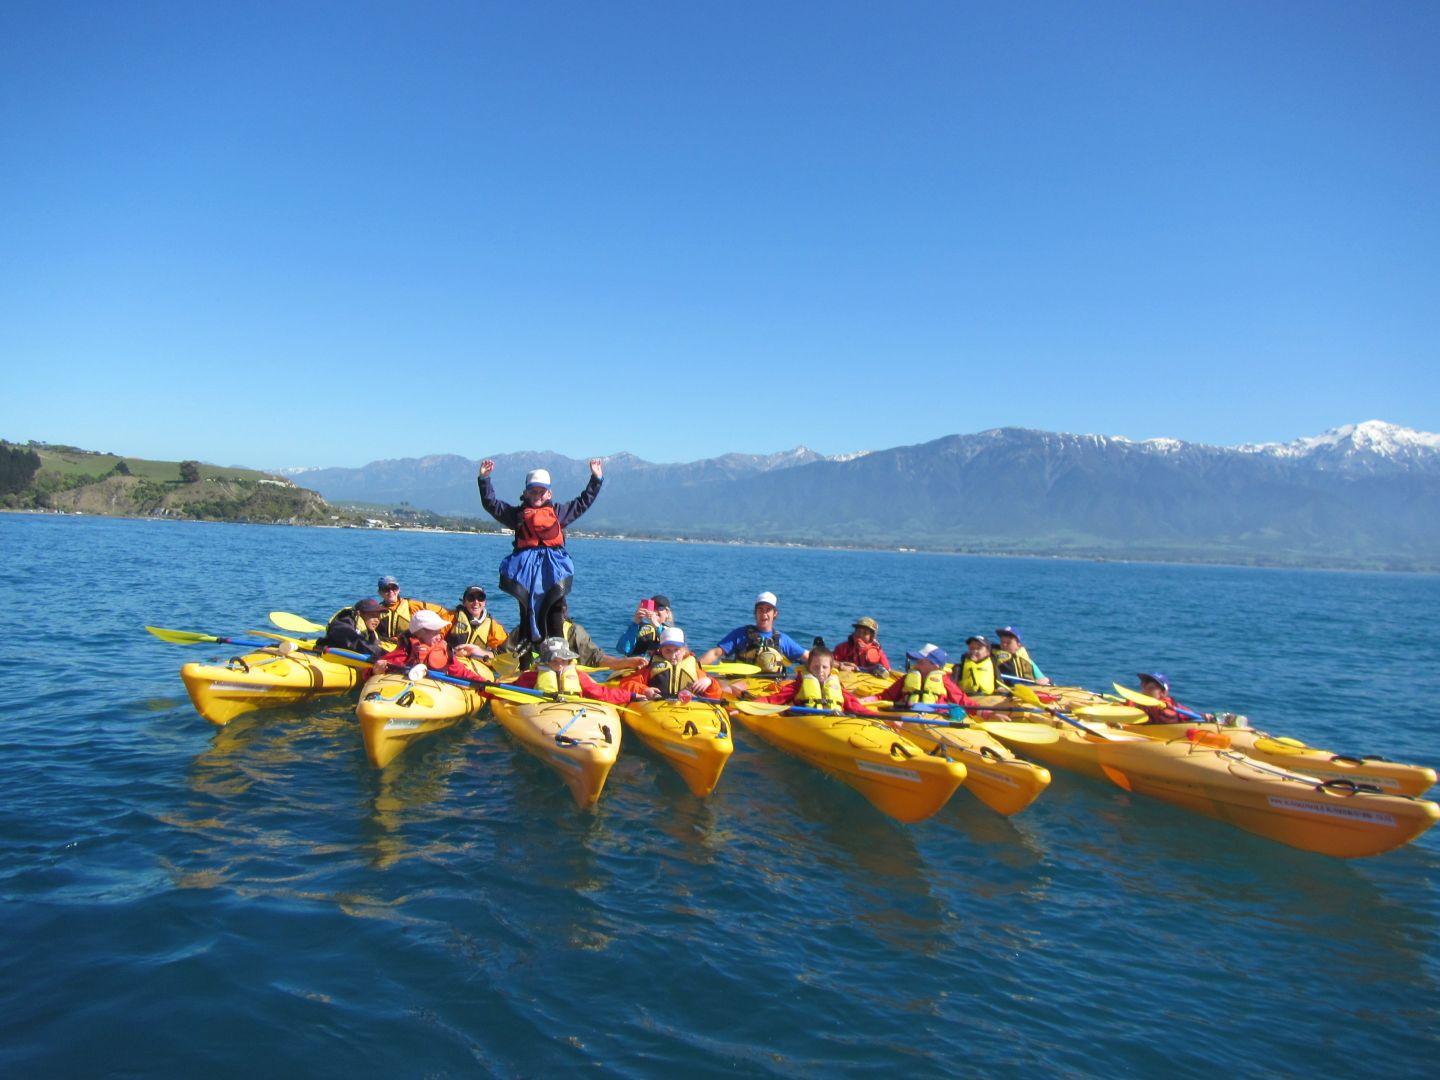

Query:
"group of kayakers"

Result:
[[313, 460, 1209, 720]]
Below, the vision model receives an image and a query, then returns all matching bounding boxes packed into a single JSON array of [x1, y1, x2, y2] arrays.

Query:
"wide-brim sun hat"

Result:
[[409, 610, 445, 632]]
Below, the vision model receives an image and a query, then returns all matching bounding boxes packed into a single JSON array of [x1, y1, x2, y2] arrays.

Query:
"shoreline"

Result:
[[5, 506, 1436, 576]]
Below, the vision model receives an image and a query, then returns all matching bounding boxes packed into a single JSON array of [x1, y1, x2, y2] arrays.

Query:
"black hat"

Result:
[[652, 594, 671, 610], [356, 598, 385, 615]]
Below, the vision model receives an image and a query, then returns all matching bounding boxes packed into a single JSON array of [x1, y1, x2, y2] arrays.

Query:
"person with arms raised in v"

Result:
[[477, 457, 604, 645]]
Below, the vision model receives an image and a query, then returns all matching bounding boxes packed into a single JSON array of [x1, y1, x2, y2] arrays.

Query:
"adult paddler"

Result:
[[993, 626, 1051, 686], [832, 616, 892, 675], [478, 458, 604, 644], [446, 584, 508, 664], [335, 575, 447, 641], [319, 598, 387, 660], [697, 591, 809, 673]]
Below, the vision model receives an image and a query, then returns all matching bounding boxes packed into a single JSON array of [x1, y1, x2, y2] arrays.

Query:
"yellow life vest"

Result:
[[957, 656, 996, 696], [795, 672, 845, 712], [736, 626, 787, 673], [535, 666, 582, 696], [450, 608, 495, 647], [647, 654, 701, 697], [901, 668, 949, 705], [996, 646, 1036, 682]]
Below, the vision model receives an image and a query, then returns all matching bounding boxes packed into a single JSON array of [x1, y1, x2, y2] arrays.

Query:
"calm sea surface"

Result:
[[2, 514, 1437, 1077]]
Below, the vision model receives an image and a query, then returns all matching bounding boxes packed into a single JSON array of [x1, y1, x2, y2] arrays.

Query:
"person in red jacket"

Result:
[[831, 616, 893, 675], [873, 644, 978, 708], [509, 637, 639, 706], [373, 610, 490, 684], [753, 648, 880, 715], [1135, 672, 1215, 723]]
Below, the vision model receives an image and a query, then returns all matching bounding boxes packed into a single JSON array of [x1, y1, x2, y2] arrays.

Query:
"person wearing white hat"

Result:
[[697, 591, 809, 672], [621, 625, 727, 701], [373, 608, 489, 683], [476, 455, 606, 642], [508, 637, 639, 705]]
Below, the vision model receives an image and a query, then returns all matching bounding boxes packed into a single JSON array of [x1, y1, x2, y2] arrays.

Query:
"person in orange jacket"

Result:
[[373, 610, 489, 683]]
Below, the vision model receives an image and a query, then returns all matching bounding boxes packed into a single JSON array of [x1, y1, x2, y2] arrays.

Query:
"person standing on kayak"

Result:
[[994, 626, 1051, 686], [478, 458, 604, 644], [509, 637, 639, 705], [751, 648, 879, 715], [698, 591, 809, 672], [373, 610, 490, 683], [446, 585, 508, 664], [505, 597, 642, 672], [872, 644, 978, 708], [1135, 672, 1215, 723], [319, 598, 387, 660], [616, 594, 674, 656], [617, 627, 727, 700], [832, 617, 892, 675]]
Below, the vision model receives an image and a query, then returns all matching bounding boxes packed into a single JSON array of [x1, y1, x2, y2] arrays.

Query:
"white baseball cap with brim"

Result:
[[755, 591, 778, 607], [658, 626, 686, 647], [539, 636, 578, 662], [409, 610, 445, 632], [525, 469, 552, 489]]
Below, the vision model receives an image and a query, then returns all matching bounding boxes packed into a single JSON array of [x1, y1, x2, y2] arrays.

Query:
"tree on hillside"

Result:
[[0, 444, 42, 495], [110, 460, 132, 477], [179, 460, 201, 484]]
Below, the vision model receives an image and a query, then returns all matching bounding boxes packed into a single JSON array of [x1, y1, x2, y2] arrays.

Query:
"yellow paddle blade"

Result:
[[1075, 704, 1149, 723], [269, 610, 327, 634], [975, 721, 1060, 744], [248, 629, 317, 648], [145, 625, 220, 645], [1010, 683, 1044, 707], [731, 700, 793, 716], [705, 662, 762, 676], [1254, 736, 1309, 755], [1112, 682, 1165, 708]]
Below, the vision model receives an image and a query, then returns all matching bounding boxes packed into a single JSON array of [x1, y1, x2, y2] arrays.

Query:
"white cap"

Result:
[[755, 591, 778, 607], [658, 626, 686, 647], [409, 610, 445, 632], [524, 469, 552, 489]]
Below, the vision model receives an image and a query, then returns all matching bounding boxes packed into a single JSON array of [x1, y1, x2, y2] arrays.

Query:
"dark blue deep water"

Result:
[[2, 515, 1437, 1077]]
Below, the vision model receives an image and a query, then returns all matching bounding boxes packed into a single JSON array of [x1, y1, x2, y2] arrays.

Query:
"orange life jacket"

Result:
[[402, 634, 451, 671], [514, 504, 564, 549], [847, 637, 885, 667]]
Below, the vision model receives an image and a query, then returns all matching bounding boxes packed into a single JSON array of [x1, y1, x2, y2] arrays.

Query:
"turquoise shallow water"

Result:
[[1, 514, 1437, 1076]]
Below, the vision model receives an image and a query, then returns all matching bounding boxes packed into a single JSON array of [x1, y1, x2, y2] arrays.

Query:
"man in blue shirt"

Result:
[[698, 591, 809, 673]]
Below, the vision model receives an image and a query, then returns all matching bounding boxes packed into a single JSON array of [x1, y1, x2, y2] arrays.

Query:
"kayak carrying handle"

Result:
[[1318, 778, 1383, 797]]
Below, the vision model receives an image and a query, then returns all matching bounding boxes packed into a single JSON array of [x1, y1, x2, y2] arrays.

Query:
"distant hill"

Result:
[[279, 421, 1440, 570]]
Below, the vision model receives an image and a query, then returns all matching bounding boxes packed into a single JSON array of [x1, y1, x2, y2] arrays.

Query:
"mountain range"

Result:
[[279, 420, 1440, 570]]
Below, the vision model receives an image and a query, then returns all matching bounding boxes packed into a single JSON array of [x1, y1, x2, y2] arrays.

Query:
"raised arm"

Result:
[[554, 462, 604, 527], [477, 464, 519, 528]]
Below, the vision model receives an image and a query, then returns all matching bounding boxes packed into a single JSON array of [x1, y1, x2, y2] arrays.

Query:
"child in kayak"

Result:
[[994, 626, 1051, 686], [751, 647, 879, 715], [698, 591, 810, 673], [831, 617, 893, 675], [446, 584, 509, 664], [319, 598, 388, 660], [955, 635, 1002, 697], [872, 644, 978, 708], [617, 627, 727, 701], [373, 610, 490, 683], [478, 458, 604, 643], [509, 638, 639, 705], [505, 597, 642, 672], [1134, 672, 1215, 723], [616, 594, 675, 657]]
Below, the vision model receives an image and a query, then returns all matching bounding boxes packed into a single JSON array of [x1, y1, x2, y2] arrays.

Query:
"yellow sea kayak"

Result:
[[487, 697, 622, 809], [733, 708, 967, 823], [1095, 735, 1440, 858], [836, 669, 898, 698], [889, 716, 1051, 816], [355, 661, 493, 768], [622, 699, 734, 797], [180, 648, 365, 726], [1126, 720, 1436, 797]]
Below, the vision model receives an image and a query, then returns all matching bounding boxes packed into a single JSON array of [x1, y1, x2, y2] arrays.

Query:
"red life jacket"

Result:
[[845, 637, 885, 667], [514, 504, 564, 549], [403, 634, 451, 671]]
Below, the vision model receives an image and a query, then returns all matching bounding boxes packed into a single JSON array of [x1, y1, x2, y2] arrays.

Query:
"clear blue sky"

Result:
[[2, 1, 1437, 468]]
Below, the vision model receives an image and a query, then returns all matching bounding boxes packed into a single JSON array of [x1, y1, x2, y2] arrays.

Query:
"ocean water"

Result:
[[1, 514, 1437, 1077]]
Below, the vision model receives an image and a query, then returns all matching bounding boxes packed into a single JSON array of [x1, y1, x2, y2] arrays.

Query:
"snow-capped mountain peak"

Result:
[[1236, 420, 1440, 471]]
